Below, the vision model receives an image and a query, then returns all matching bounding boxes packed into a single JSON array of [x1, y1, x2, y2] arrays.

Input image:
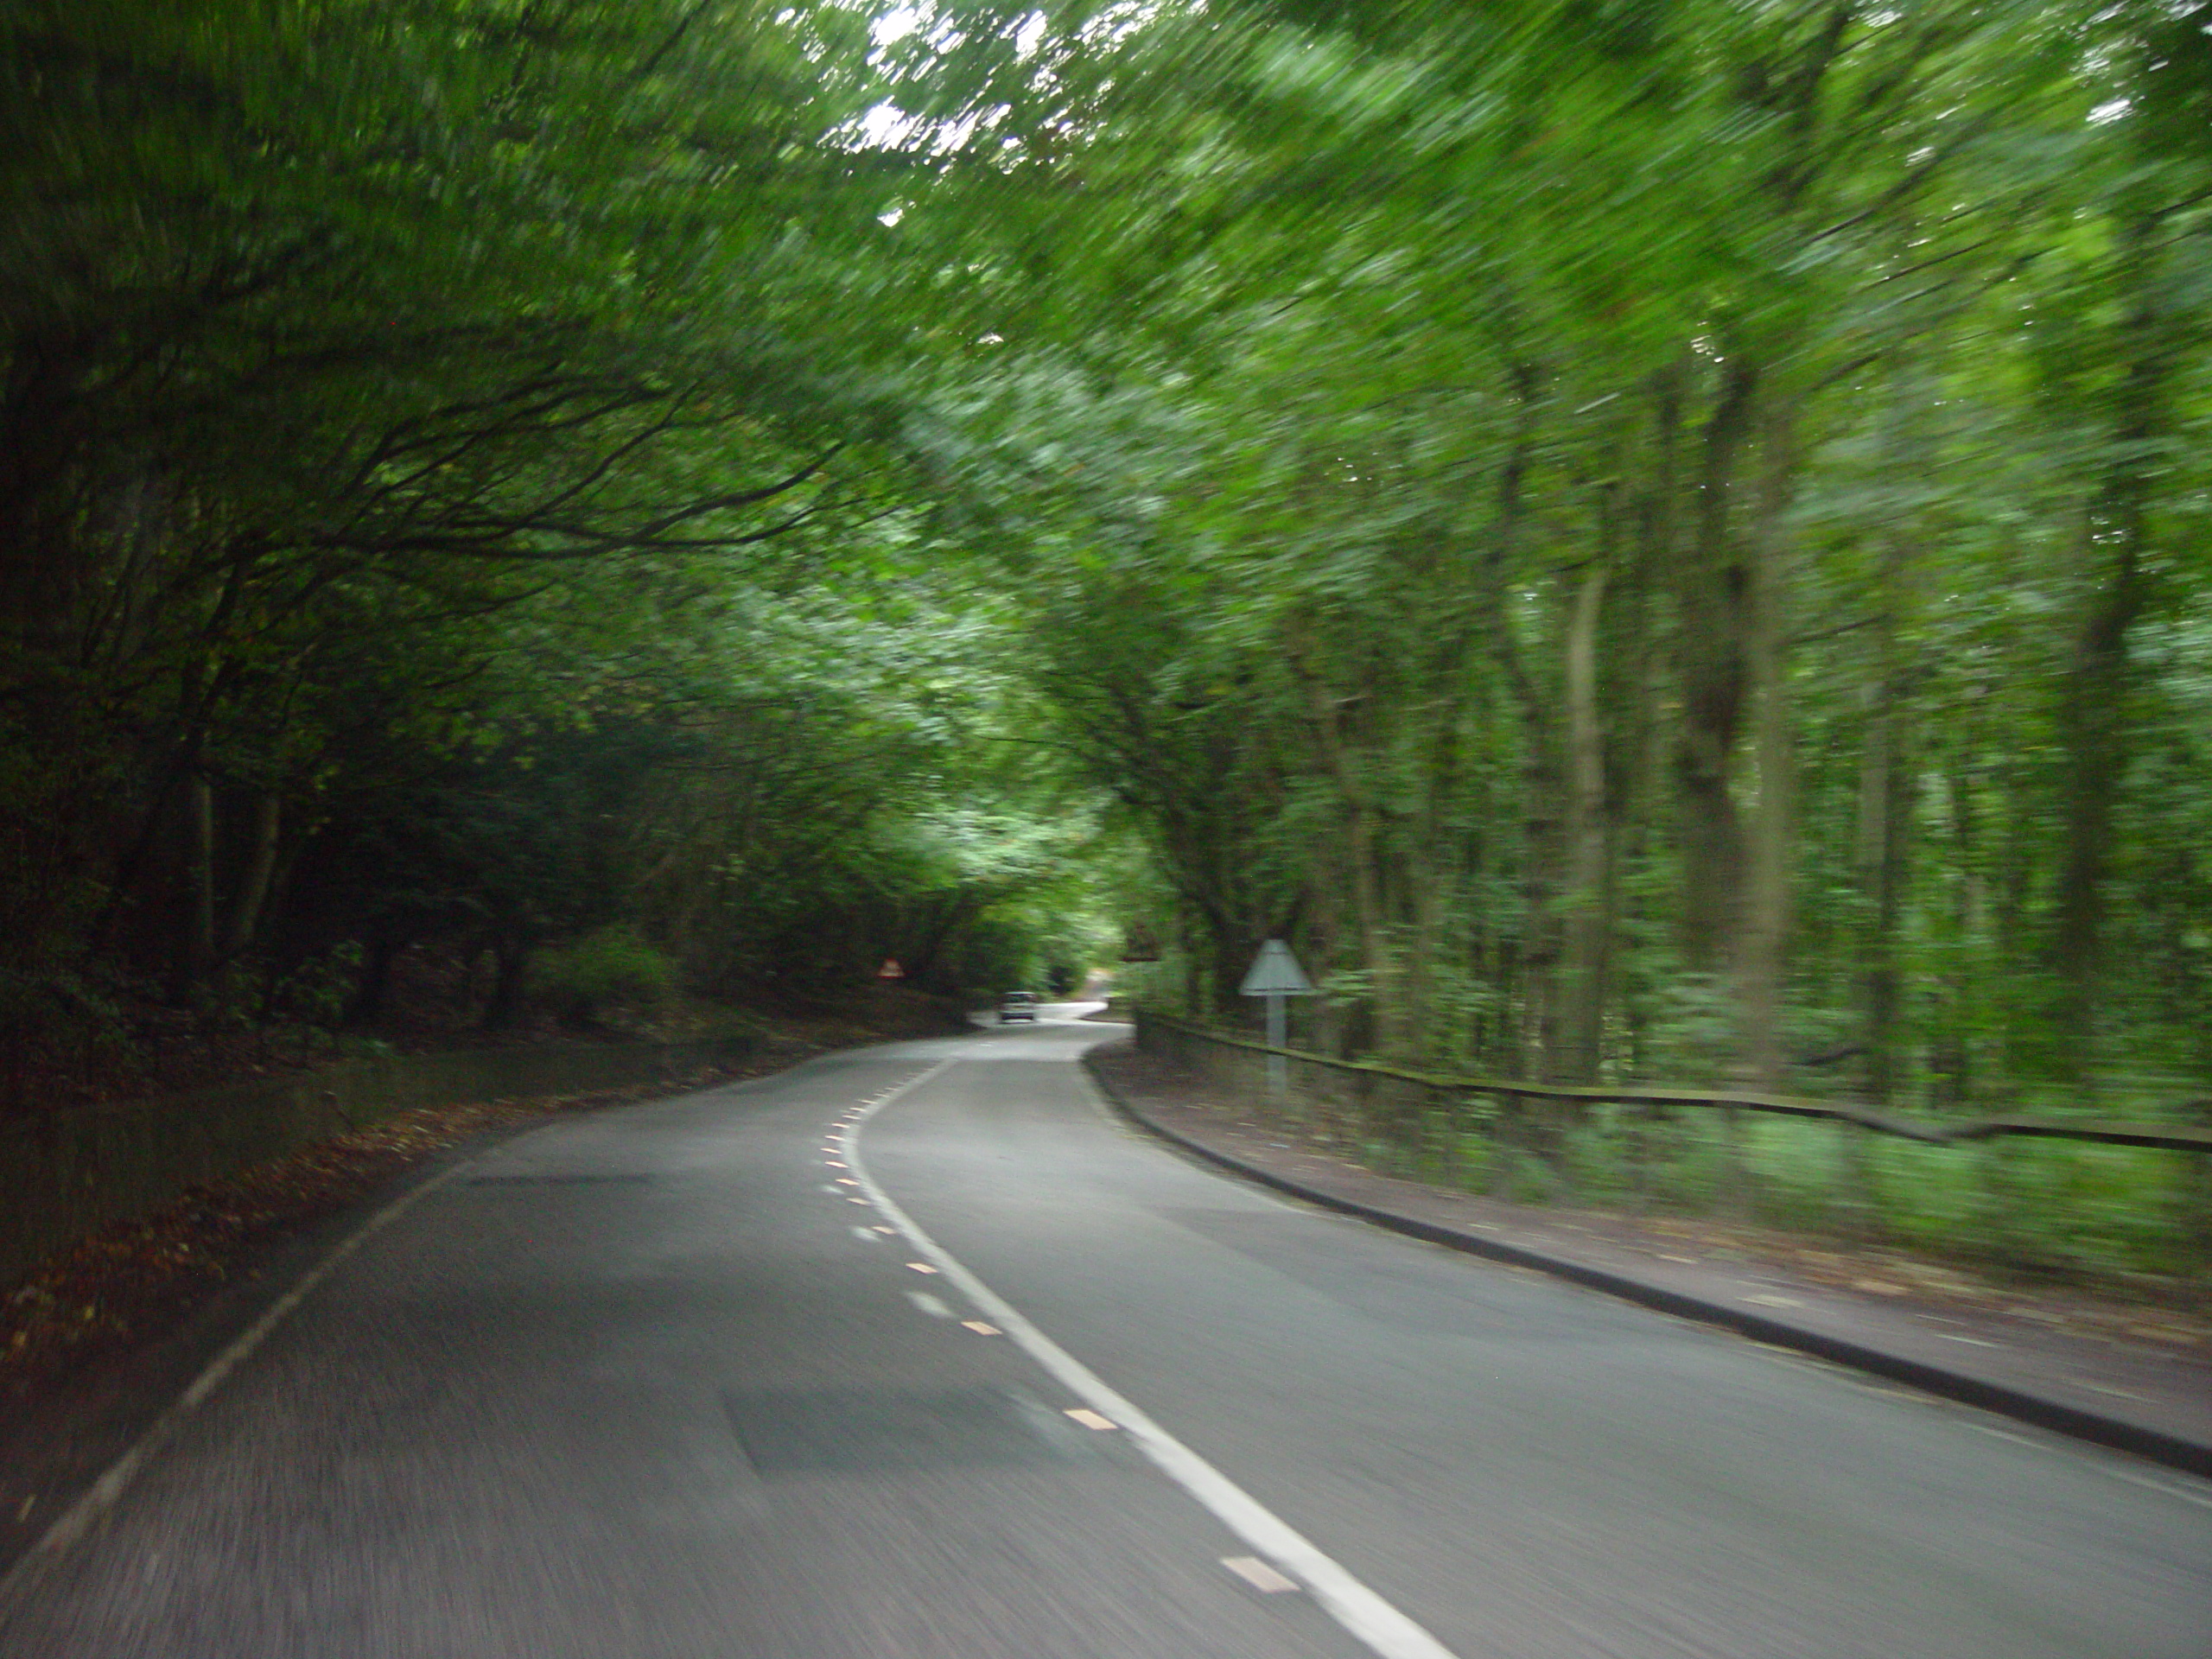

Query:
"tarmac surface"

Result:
[[3, 1011, 2207, 1657], [1087, 1039, 2212, 1478]]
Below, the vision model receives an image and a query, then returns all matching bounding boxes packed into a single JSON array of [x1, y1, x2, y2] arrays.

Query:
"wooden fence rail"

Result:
[[1136, 1009, 2212, 1276], [1135, 1010, 2212, 1154]]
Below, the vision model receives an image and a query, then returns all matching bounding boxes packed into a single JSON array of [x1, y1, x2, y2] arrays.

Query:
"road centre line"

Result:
[[1224, 1554, 1300, 1592], [6, 1058, 1003, 1601], [845, 1058, 1465, 1659]]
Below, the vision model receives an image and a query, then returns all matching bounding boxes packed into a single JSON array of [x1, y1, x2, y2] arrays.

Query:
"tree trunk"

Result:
[[221, 791, 283, 958], [1858, 372, 1922, 1104], [480, 936, 529, 1029], [1298, 658, 1395, 1054], [1855, 666, 1913, 1103], [2050, 213, 2165, 1077], [350, 934, 401, 1027], [1675, 353, 1759, 976], [1732, 397, 1799, 1090], [175, 773, 218, 1004], [1934, 744, 1980, 1107], [1611, 360, 1683, 1077], [1307, 856, 1347, 1058], [0, 328, 93, 658], [1554, 557, 1610, 1084], [1484, 362, 1560, 1078], [1400, 828, 1443, 1062]]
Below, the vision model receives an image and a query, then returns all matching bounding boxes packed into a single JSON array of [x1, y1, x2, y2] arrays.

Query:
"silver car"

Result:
[[998, 992, 1041, 1023]]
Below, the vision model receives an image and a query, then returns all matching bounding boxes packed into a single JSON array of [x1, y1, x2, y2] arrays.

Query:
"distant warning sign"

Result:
[[1238, 939, 1314, 996], [877, 958, 905, 979]]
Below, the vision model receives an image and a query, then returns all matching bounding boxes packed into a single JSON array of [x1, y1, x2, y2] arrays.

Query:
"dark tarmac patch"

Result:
[[722, 1386, 1102, 1474]]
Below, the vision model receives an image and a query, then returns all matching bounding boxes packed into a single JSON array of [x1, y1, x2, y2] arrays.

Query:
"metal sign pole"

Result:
[[1239, 939, 1314, 1107]]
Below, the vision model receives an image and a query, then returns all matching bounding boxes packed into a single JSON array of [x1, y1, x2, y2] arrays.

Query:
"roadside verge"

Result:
[[0, 1016, 945, 1582], [1082, 1040, 2212, 1482]]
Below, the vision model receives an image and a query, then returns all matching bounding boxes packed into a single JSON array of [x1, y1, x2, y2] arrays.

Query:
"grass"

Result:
[[1193, 1043, 2205, 1288]]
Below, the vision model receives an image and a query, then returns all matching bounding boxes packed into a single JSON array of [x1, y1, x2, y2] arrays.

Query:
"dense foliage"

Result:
[[3, 0, 2207, 1123], [0, 0, 1100, 1099], [896, 0, 2211, 1116]]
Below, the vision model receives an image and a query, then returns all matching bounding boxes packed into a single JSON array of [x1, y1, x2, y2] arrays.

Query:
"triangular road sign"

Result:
[[1239, 938, 1315, 996]]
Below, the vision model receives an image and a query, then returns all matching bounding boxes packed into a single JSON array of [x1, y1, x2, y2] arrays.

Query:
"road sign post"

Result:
[[1238, 939, 1315, 1099]]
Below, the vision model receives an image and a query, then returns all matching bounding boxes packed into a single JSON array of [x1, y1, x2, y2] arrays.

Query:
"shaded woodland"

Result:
[[3, 0, 2208, 1122]]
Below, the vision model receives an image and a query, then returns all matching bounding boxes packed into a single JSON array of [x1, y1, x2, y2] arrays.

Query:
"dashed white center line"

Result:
[[906, 1262, 939, 1274], [843, 1056, 1465, 1659], [1064, 1408, 1117, 1431], [1223, 1554, 1300, 1592], [961, 1320, 1002, 1336], [906, 1291, 954, 1318]]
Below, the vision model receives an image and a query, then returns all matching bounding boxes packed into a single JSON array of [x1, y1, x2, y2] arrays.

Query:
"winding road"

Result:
[[4, 1010, 2207, 1657]]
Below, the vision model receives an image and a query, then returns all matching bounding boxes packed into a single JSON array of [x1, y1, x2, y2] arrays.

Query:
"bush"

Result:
[[531, 925, 679, 1026]]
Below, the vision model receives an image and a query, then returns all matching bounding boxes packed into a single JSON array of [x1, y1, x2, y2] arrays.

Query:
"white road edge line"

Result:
[[847, 1057, 1464, 1659], [0, 1156, 480, 1599], [2102, 1467, 2212, 1511]]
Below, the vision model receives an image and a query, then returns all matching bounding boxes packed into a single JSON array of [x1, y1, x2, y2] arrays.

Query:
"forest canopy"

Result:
[[3, 0, 2207, 1113]]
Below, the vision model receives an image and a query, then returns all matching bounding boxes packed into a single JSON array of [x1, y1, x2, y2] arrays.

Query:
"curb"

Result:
[[1082, 1052, 2212, 1481]]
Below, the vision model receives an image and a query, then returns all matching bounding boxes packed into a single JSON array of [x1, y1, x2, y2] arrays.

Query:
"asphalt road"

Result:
[[4, 1012, 2208, 1658]]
